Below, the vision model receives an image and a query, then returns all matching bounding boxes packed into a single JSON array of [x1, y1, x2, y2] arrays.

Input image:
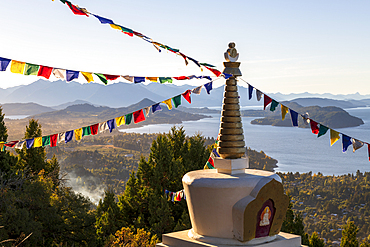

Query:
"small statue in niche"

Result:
[[259, 206, 271, 226]]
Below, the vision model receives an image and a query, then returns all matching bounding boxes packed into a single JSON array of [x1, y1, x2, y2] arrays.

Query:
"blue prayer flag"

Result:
[[223, 73, 232, 79], [107, 119, 115, 133], [26, 139, 34, 149], [0, 57, 11, 71], [289, 109, 299, 127], [201, 76, 212, 81], [248, 85, 254, 100], [152, 103, 162, 113], [93, 14, 114, 24], [134, 77, 145, 83], [204, 82, 213, 94], [66, 70, 79, 82], [65, 130, 74, 143], [342, 134, 352, 152]]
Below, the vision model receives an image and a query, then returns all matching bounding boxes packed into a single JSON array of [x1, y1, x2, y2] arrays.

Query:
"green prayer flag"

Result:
[[159, 77, 173, 84], [95, 73, 108, 85], [270, 100, 279, 112], [82, 126, 91, 136], [200, 63, 215, 67], [119, 25, 133, 34], [42, 136, 50, 147], [125, 113, 133, 125], [318, 125, 329, 138], [24, 63, 39, 76], [172, 95, 181, 108]]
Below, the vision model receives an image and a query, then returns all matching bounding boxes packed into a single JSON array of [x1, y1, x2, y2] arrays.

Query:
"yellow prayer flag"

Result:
[[34, 137, 42, 147], [281, 105, 288, 121], [10, 60, 26, 74], [330, 129, 340, 146], [162, 99, 172, 110], [115, 116, 125, 127], [0, 142, 4, 151], [81, 72, 94, 83], [110, 24, 122, 30], [146, 77, 158, 82], [75, 128, 83, 141]]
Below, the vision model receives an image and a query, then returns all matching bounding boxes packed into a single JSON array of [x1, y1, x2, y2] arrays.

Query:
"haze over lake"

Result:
[[120, 106, 370, 176]]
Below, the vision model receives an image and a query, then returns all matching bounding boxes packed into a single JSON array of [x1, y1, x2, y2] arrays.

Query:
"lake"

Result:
[[120, 107, 370, 176]]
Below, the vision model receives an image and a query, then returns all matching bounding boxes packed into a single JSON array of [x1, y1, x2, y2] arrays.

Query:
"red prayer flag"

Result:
[[264, 95, 272, 110], [208, 156, 214, 168], [50, 134, 58, 147], [182, 90, 191, 104], [104, 74, 120, 81], [310, 120, 319, 135], [66, 2, 89, 16], [5, 140, 19, 147], [173, 76, 190, 80], [38, 65, 53, 79], [133, 109, 145, 123], [205, 66, 222, 77], [90, 123, 99, 135]]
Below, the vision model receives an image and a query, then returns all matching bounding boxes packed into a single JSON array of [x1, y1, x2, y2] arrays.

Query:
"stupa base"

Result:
[[156, 230, 305, 247]]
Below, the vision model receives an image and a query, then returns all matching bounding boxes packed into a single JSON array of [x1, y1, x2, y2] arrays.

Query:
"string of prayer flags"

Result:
[[264, 95, 272, 110], [330, 129, 340, 146], [164, 189, 185, 202]]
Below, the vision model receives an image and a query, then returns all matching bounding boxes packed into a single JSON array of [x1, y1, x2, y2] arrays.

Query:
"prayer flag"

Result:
[[66, 70, 79, 82], [302, 113, 310, 125], [0, 57, 11, 71], [318, 125, 329, 138], [264, 95, 272, 110], [38, 65, 53, 79], [125, 113, 133, 125], [144, 106, 151, 117], [75, 128, 83, 141], [159, 77, 173, 84], [53, 69, 66, 79], [26, 139, 34, 149], [179, 52, 189, 65], [5, 140, 19, 147], [204, 148, 220, 169], [15, 141, 25, 150], [352, 138, 364, 152], [134, 77, 145, 83], [110, 24, 122, 30], [99, 122, 109, 133], [204, 82, 213, 94], [65, 130, 73, 143], [289, 109, 299, 127], [281, 105, 289, 121], [24, 63, 39, 76], [172, 95, 181, 108], [82, 126, 91, 136], [115, 116, 125, 127], [58, 132, 66, 143], [152, 103, 162, 113], [256, 90, 263, 101], [50, 134, 58, 147], [310, 120, 319, 134], [162, 99, 173, 110], [173, 76, 189, 80], [146, 77, 158, 82], [107, 119, 115, 132], [81, 72, 93, 82], [104, 74, 120, 81], [10, 60, 25, 74], [342, 134, 352, 152], [330, 129, 340, 146], [122, 75, 134, 82], [201, 76, 212, 81], [66, 2, 88, 16], [133, 109, 145, 123], [182, 90, 191, 104], [90, 123, 99, 135], [42, 136, 51, 147], [205, 66, 221, 77], [192, 86, 202, 95], [34, 137, 42, 147], [368, 144, 370, 162], [270, 100, 279, 112], [93, 14, 114, 24], [223, 73, 232, 79], [95, 73, 108, 84], [187, 56, 201, 68], [200, 63, 215, 67], [118, 25, 134, 36], [248, 85, 253, 100]]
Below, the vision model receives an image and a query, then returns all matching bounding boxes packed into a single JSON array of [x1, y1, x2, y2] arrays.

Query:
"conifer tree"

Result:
[[118, 126, 209, 239], [309, 232, 325, 247], [341, 219, 359, 247], [0, 105, 16, 174]]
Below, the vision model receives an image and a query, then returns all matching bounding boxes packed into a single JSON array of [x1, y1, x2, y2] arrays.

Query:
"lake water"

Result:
[[120, 107, 370, 176], [5, 115, 29, 120]]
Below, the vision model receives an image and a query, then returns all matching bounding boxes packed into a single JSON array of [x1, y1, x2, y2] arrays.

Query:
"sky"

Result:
[[0, 0, 370, 95]]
